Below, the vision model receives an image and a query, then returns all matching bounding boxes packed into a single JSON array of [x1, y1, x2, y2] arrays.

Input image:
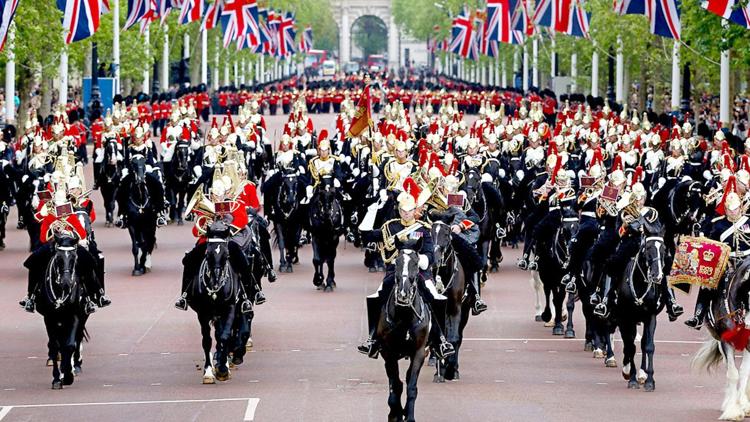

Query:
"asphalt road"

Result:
[[0, 113, 728, 422]]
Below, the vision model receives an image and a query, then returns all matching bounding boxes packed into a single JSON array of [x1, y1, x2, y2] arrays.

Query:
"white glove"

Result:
[[248, 140, 256, 149], [32, 196, 40, 210], [121, 168, 129, 178], [343, 155, 351, 164], [334, 179, 341, 188], [372, 166, 380, 178], [681, 175, 693, 183], [498, 168, 506, 179], [267, 169, 277, 178], [703, 170, 713, 181], [379, 189, 388, 202], [418, 254, 429, 270], [373, 179, 380, 191], [352, 168, 360, 177], [193, 165, 202, 179], [515, 170, 524, 180], [298, 165, 306, 174], [306, 185, 314, 198], [481, 173, 493, 184], [79, 239, 89, 249], [145, 164, 154, 173], [658, 177, 666, 189], [21, 174, 29, 183]]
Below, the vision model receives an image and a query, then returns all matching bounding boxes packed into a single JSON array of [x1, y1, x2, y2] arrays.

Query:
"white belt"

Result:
[[549, 206, 560, 211], [581, 211, 597, 218], [730, 250, 750, 258]]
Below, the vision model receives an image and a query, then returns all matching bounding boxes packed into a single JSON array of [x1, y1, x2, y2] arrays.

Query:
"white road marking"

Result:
[[2, 389, 15, 391], [160, 352, 170, 355], [0, 406, 13, 421], [244, 398, 260, 421], [118, 353, 128, 356], [596, 382, 608, 385], [464, 337, 704, 345], [150, 383, 161, 386], [544, 380, 555, 384], [26, 357, 37, 359]]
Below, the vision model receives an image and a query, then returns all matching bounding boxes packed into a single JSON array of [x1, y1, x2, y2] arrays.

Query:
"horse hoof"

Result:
[[46, 359, 54, 367], [552, 326, 564, 336], [215, 370, 230, 382], [52, 380, 63, 390], [74, 366, 82, 376], [628, 380, 640, 389], [433, 374, 445, 383], [535, 315, 543, 322], [202, 375, 216, 384], [605, 357, 617, 368], [177, 220, 184, 226], [368, 267, 378, 273], [637, 369, 647, 385], [584, 342, 594, 352], [564, 330, 575, 339], [427, 356, 436, 367], [541, 309, 552, 323], [643, 381, 655, 392], [62, 373, 74, 386], [132, 269, 144, 276], [232, 357, 244, 366], [246, 338, 254, 351], [593, 349, 605, 359]]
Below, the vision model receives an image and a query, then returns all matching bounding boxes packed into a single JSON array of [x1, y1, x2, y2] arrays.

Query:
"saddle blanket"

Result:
[[668, 236, 730, 293]]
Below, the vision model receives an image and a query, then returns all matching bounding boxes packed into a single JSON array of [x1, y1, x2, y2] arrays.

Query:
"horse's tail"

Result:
[[691, 339, 724, 374]]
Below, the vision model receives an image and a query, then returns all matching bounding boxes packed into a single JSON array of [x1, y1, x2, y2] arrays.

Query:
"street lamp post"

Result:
[[88, 42, 102, 121], [606, 46, 615, 107]]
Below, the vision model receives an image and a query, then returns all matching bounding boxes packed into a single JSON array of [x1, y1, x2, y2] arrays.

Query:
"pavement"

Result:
[[0, 113, 730, 422]]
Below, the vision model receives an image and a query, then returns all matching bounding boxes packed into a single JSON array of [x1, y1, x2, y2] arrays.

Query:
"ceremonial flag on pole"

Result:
[[157, 0, 175, 25], [220, 0, 260, 48], [702, 0, 750, 29], [277, 11, 296, 57], [614, 0, 647, 15], [450, 9, 476, 58], [534, 0, 590, 37], [179, 0, 205, 24], [59, 0, 108, 43], [510, 0, 534, 44], [202, 0, 222, 31], [124, 0, 154, 30], [299, 25, 312, 53], [0, 0, 19, 51], [347, 83, 373, 137], [486, 0, 512, 43], [612, 0, 681, 39]]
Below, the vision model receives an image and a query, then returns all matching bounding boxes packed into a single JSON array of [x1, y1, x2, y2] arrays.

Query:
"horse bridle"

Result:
[[46, 244, 78, 308], [629, 235, 665, 306], [200, 238, 231, 299], [278, 174, 298, 219]]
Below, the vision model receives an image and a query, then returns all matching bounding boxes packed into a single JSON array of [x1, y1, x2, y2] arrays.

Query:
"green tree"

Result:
[[352, 15, 387, 59]]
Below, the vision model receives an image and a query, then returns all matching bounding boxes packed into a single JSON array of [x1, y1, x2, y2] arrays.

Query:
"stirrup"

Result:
[[528, 259, 538, 271], [565, 281, 577, 294], [593, 303, 608, 318], [438, 341, 455, 359], [517, 257, 528, 271], [684, 316, 703, 330], [668, 303, 684, 321], [254, 291, 266, 305], [240, 300, 253, 314], [589, 293, 601, 306], [472, 299, 488, 315], [84, 301, 97, 315], [267, 269, 277, 283], [98, 295, 112, 308]]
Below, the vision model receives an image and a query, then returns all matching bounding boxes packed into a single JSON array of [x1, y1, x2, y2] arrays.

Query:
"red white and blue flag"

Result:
[[702, 0, 750, 29], [157, 0, 175, 25], [534, 0, 590, 38], [486, 0, 512, 43], [510, 0, 534, 45], [220, 0, 260, 48], [202, 0, 222, 31], [179, 0, 204, 25], [450, 9, 476, 58], [58, 0, 108, 43], [299, 25, 313, 53], [0, 0, 19, 51], [612, 0, 681, 39], [277, 11, 296, 57]]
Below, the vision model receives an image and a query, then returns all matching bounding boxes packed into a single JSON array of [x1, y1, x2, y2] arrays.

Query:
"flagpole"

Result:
[[201, 29, 208, 85], [5, 24, 14, 124], [615, 36, 623, 104], [532, 37, 538, 88], [720, 21, 730, 126], [59, 31, 69, 106], [591, 47, 599, 97], [522, 44, 529, 92], [213, 37, 220, 90], [571, 52, 577, 94], [113, 0, 120, 94], [161, 27, 169, 92], [183, 32, 190, 87], [670, 41, 680, 112], [143, 27, 150, 94]]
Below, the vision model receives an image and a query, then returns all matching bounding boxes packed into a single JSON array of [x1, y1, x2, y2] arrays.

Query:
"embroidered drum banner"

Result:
[[668, 236, 731, 293]]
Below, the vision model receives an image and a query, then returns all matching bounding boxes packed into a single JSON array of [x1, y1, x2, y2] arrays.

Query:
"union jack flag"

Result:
[[58, 0, 108, 43], [702, 0, 750, 29], [220, 0, 260, 48], [450, 9, 476, 59], [202, 0, 222, 31], [534, 0, 590, 37], [277, 11, 296, 57], [486, 0, 512, 43], [299, 25, 313, 53], [124, 0, 153, 31], [510, 0, 534, 45], [179, 0, 204, 25], [614, 0, 647, 15], [0, 0, 19, 51], [612, 0, 681, 39], [157, 0, 175, 25]]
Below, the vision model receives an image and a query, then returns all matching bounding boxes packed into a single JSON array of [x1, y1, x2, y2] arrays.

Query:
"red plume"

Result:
[[742, 155, 750, 173], [211, 117, 217, 129], [182, 126, 190, 141], [402, 177, 421, 202], [612, 154, 623, 172], [723, 154, 736, 171], [632, 166, 643, 186], [550, 155, 562, 184], [318, 129, 329, 141], [590, 148, 604, 171], [548, 141, 558, 156]]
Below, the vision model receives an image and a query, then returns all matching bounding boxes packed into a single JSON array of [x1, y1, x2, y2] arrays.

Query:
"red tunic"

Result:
[[40, 213, 87, 244]]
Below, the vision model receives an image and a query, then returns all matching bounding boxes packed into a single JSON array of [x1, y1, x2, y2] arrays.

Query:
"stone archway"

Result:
[[331, 0, 399, 69]]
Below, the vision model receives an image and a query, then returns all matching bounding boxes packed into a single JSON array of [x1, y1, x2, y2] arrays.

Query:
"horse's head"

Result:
[[312, 178, 342, 226], [431, 222, 453, 267], [203, 219, 232, 294], [174, 141, 191, 173], [394, 249, 420, 307], [50, 232, 80, 297], [638, 218, 667, 284], [129, 155, 147, 184], [684, 181, 707, 228], [104, 138, 119, 166], [463, 170, 482, 205], [278, 172, 299, 217]]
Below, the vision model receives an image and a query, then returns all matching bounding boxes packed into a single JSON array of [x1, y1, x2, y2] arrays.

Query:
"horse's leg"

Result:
[[44, 316, 62, 389], [552, 287, 565, 335], [620, 322, 638, 389], [215, 306, 236, 381], [198, 314, 215, 384], [720, 342, 743, 419], [384, 358, 404, 422], [326, 239, 337, 289], [738, 349, 750, 414], [129, 225, 143, 276], [639, 315, 657, 391], [61, 315, 79, 386], [565, 292, 576, 338], [539, 273, 551, 323], [311, 238, 324, 289], [276, 224, 288, 271], [404, 347, 426, 422]]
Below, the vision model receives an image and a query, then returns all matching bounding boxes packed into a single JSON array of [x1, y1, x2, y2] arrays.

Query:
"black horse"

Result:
[[538, 204, 579, 335], [117, 156, 159, 276], [431, 221, 470, 383], [268, 170, 303, 273], [614, 222, 667, 392], [33, 233, 91, 389], [463, 168, 503, 283], [186, 220, 242, 384], [308, 177, 344, 291], [164, 141, 193, 226], [377, 250, 431, 422], [97, 138, 122, 227]]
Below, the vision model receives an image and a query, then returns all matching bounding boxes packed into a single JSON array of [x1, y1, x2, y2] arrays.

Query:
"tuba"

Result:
[[184, 186, 215, 221]]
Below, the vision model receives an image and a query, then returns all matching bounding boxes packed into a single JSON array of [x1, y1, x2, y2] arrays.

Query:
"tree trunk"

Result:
[[16, 65, 34, 129], [40, 77, 53, 118]]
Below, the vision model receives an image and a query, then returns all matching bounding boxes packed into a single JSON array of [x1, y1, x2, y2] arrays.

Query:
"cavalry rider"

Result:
[[517, 141, 555, 271], [175, 174, 256, 312], [357, 190, 456, 360], [424, 170, 488, 315], [303, 138, 345, 204], [593, 182, 683, 319], [685, 175, 749, 329], [381, 140, 418, 196], [67, 173, 106, 291], [20, 185, 110, 314]]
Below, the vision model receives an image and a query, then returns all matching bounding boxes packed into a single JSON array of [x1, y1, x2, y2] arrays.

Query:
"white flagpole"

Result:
[[671, 41, 680, 111], [113, 0, 121, 94], [161, 27, 169, 91], [201, 29, 208, 85], [571, 52, 577, 93], [591, 48, 599, 97], [615, 36, 623, 103], [720, 22, 730, 125], [59, 31, 69, 105], [5, 24, 14, 123], [143, 27, 150, 94]]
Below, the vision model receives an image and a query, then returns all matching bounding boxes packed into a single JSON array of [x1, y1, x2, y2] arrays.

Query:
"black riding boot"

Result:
[[662, 283, 684, 322], [594, 276, 614, 317], [466, 272, 487, 315], [428, 298, 455, 359], [685, 287, 713, 330], [358, 295, 381, 358]]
